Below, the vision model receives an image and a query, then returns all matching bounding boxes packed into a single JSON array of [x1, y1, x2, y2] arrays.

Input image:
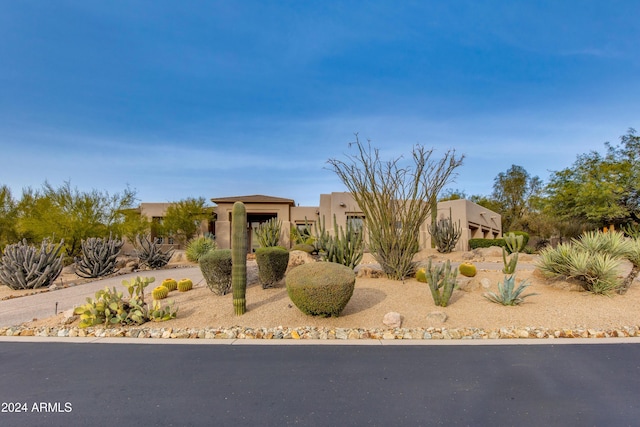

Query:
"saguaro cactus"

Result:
[[231, 201, 247, 315]]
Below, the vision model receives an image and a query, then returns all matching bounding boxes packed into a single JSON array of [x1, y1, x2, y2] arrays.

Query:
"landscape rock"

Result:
[[480, 278, 492, 289], [382, 312, 402, 328], [426, 311, 448, 324], [287, 250, 316, 271], [456, 277, 479, 292], [475, 247, 503, 258], [355, 264, 385, 278], [460, 251, 476, 260]]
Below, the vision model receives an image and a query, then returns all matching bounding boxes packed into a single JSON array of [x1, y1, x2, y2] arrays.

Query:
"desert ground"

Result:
[[3, 247, 639, 335]]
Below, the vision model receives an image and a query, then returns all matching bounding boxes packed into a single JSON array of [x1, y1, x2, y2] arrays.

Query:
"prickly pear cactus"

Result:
[[177, 278, 193, 292], [152, 285, 169, 300], [232, 201, 247, 315]]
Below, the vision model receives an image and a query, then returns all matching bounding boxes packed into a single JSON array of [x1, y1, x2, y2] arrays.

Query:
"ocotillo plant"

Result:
[[231, 201, 247, 315]]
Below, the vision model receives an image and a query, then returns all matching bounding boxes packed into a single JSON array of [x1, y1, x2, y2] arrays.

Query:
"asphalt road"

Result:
[[0, 342, 639, 426]]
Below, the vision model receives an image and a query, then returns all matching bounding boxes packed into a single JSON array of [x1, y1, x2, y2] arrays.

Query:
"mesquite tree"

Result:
[[327, 135, 463, 280]]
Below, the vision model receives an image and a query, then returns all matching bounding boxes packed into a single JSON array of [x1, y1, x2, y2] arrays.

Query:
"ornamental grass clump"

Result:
[[199, 249, 232, 295], [286, 262, 356, 317]]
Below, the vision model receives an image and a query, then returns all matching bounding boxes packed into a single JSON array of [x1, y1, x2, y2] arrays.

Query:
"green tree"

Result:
[[545, 129, 640, 229], [17, 181, 137, 257], [492, 165, 542, 231], [327, 135, 464, 280], [160, 197, 211, 246], [0, 185, 19, 250]]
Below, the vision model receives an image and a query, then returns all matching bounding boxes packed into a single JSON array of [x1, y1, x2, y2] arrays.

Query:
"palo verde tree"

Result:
[[327, 135, 464, 280], [491, 164, 543, 232], [16, 181, 137, 257], [545, 128, 640, 230], [0, 185, 19, 251], [160, 197, 211, 246]]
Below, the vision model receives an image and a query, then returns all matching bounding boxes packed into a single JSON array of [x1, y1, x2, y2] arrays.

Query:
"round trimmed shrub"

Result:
[[256, 246, 290, 289], [178, 278, 193, 292], [162, 278, 178, 292], [152, 286, 169, 300], [458, 262, 477, 277], [286, 262, 356, 317], [199, 249, 233, 295]]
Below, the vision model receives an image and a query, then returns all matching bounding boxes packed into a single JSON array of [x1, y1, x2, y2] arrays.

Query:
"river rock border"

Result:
[[2, 325, 639, 340]]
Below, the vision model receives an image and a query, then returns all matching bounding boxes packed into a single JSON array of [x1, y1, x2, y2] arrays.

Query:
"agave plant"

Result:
[[484, 275, 537, 306]]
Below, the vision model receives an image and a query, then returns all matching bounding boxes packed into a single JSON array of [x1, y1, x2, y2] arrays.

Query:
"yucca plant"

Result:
[[484, 275, 537, 306], [185, 235, 216, 262], [573, 230, 633, 258], [567, 251, 621, 294]]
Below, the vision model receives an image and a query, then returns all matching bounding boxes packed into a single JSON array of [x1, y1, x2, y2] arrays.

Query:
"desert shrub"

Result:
[[136, 234, 174, 268], [199, 249, 232, 295], [291, 243, 315, 253], [469, 238, 506, 250], [75, 235, 123, 278], [73, 276, 177, 328], [256, 246, 289, 289], [484, 275, 537, 306], [185, 235, 216, 262], [0, 238, 64, 290], [286, 262, 356, 317]]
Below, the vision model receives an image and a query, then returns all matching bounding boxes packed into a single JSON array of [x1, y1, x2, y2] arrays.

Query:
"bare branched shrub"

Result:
[[327, 135, 463, 280]]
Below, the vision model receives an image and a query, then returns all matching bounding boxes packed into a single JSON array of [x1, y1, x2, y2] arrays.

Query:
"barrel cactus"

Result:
[[162, 278, 178, 292], [177, 278, 193, 292], [286, 262, 356, 317], [458, 262, 477, 277], [152, 285, 169, 300], [231, 202, 247, 315], [415, 267, 427, 283]]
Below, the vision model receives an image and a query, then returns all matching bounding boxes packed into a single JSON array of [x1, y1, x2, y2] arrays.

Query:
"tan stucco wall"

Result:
[[433, 199, 502, 251], [137, 193, 502, 253]]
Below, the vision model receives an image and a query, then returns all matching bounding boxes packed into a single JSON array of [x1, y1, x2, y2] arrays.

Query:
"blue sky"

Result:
[[1, 1, 638, 207]]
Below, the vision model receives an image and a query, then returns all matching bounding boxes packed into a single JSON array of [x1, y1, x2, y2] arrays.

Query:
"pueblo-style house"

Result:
[[136, 192, 501, 252]]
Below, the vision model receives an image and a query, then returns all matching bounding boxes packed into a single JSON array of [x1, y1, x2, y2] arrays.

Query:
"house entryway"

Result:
[[247, 213, 277, 252]]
